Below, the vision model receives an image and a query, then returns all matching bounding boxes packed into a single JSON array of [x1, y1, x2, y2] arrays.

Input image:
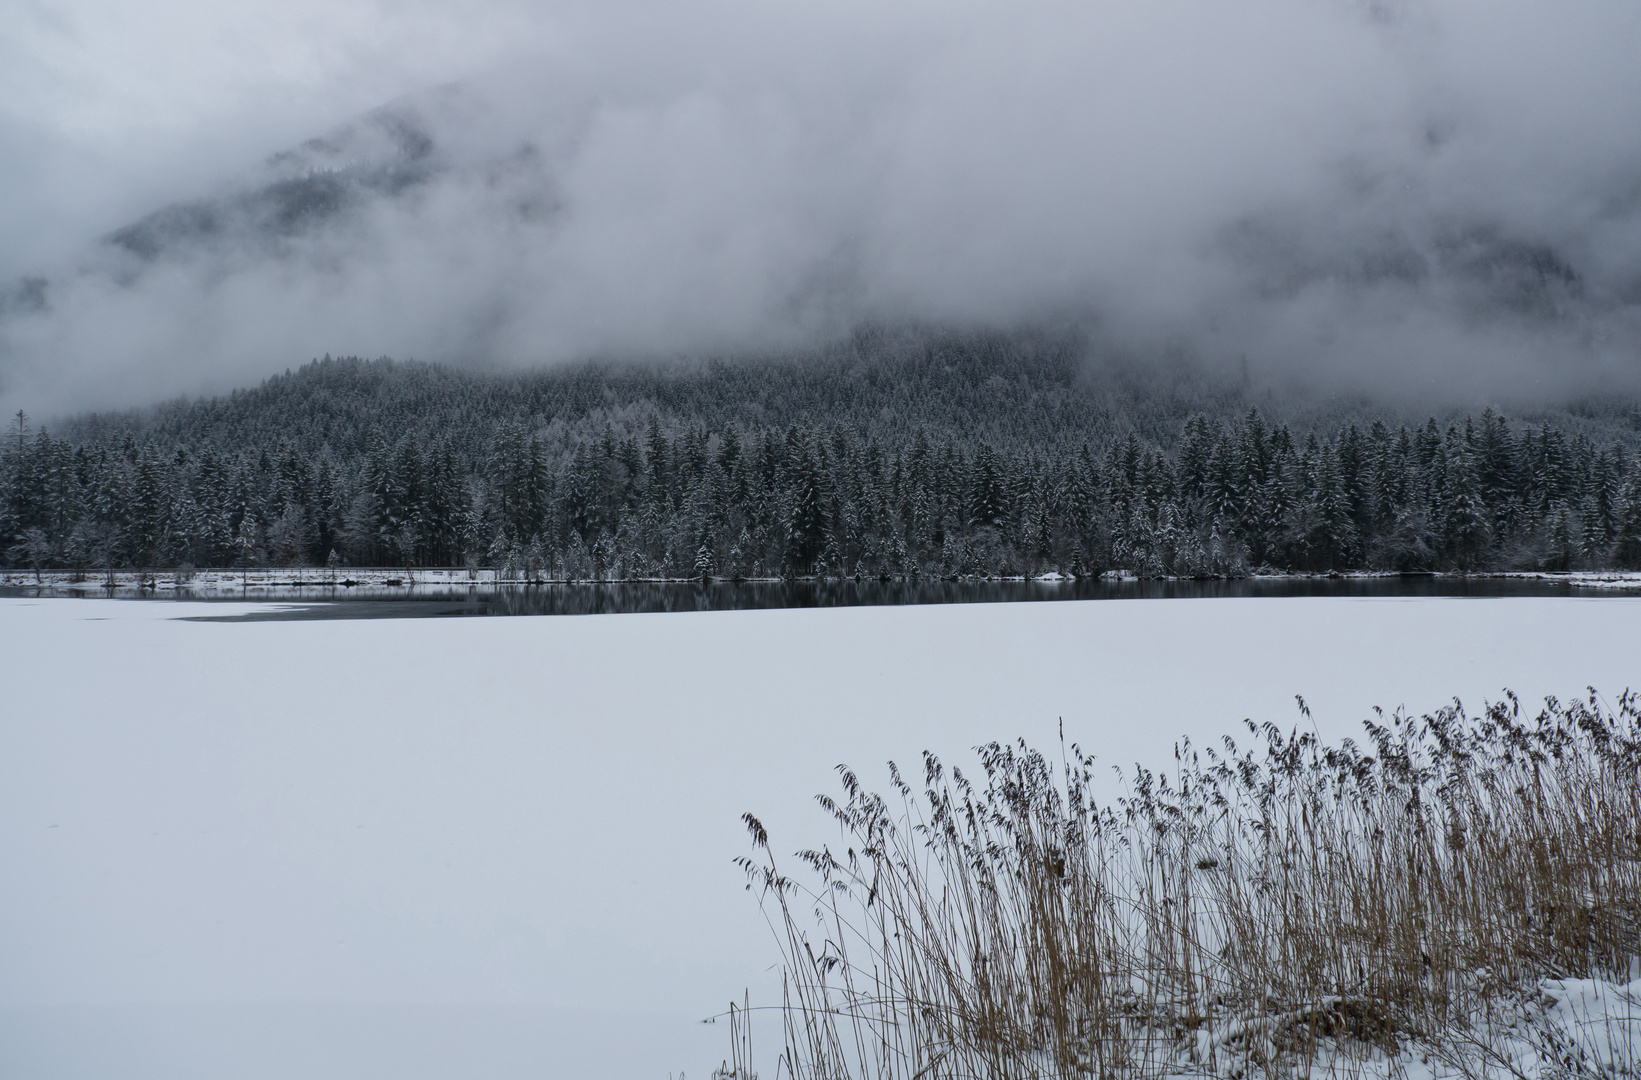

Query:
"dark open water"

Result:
[[4, 574, 1633, 620]]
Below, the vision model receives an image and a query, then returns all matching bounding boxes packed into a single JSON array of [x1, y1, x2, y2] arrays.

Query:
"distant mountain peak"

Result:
[[105, 98, 448, 266]]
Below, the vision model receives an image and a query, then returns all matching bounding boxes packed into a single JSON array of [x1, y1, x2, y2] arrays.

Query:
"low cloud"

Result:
[[4, 0, 1641, 415]]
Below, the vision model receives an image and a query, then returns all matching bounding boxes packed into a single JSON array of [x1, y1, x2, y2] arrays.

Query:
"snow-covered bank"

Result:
[[1, 596, 1639, 1078]]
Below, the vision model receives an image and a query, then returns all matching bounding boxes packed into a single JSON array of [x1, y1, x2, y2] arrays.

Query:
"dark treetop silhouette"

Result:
[[5, 333, 1641, 579]]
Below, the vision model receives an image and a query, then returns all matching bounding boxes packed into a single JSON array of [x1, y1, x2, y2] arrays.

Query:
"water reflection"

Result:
[[2, 573, 1627, 620]]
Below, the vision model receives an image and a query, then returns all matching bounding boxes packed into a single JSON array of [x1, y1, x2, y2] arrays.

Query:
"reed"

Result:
[[737, 691, 1641, 1079]]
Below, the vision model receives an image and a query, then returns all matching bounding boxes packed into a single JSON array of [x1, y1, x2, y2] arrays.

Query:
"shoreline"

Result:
[[5, 566, 1640, 603]]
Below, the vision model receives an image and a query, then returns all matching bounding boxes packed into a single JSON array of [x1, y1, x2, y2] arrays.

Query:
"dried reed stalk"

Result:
[[738, 691, 1641, 1079]]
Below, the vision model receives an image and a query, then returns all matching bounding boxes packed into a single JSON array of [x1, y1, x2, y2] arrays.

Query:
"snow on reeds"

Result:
[[736, 692, 1641, 1079]]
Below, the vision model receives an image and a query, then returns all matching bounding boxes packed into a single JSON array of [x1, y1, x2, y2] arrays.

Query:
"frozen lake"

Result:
[[2, 594, 1639, 1078]]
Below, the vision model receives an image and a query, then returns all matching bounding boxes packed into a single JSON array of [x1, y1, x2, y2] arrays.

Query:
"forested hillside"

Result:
[[5, 332, 1641, 578]]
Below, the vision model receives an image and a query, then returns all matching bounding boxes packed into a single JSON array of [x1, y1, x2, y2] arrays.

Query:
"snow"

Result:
[[2, 594, 1639, 1079], [1493, 570, 1641, 591], [1537, 978, 1641, 1078], [1342, 976, 1641, 1080]]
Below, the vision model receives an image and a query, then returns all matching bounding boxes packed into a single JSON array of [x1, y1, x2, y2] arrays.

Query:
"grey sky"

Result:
[[3, 0, 1640, 415]]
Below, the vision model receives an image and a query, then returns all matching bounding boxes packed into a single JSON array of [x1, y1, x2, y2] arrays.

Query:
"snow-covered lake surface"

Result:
[[2, 595, 1638, 1079]]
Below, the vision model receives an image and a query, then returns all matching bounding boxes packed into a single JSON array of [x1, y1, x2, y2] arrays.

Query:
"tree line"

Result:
[[5, 374, 1641, 578]]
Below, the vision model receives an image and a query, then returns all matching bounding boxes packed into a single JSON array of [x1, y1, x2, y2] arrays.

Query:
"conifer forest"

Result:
[[5, 334, 1641, 579]]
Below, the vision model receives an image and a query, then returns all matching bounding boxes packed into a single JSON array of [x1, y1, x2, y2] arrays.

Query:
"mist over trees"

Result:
[[4, 333, 1641, 579], [11, 3, 1641, 417]]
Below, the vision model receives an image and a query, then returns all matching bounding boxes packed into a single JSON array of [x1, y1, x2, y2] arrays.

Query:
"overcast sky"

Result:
[[3, 0, 1641, 415]]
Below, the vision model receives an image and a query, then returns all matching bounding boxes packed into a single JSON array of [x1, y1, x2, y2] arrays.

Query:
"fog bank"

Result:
[[4, 0, 1641, 415]]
